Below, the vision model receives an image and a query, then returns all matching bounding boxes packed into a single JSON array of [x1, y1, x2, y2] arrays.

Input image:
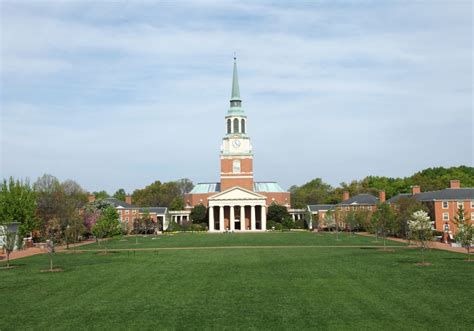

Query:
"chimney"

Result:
[[88, 194, 96, 203], [450, 180, 460, 189], [411, 186, 421, 195], [379, 190, 386, 203], [343, 191, 350, 201], [125, 195, 132, 205]]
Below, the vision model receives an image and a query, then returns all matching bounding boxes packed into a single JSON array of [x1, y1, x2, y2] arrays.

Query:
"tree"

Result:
[[113, 188, 127, 202], [2, 229, 16, 268], [190, 204, 207, 225], [453, 205, 473, 261], [176, 178, 194, 196], [345, 211, 358, 235], [169, 196, 185, 211], [371, 203, 396, 250], [0, 177, 37, 237], [93, 191, 110, 200], [267, 203, 290, 223], [394, 197, 427, 239], [92, 206, 119, 252], [408, 210, 433, 264], [290, 178, 334, 208], [45, 218, 62, 271], [323, 210, 335, 231]]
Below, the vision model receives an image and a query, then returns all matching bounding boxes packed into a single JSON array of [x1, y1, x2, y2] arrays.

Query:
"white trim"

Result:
[[442, 212, 449, 221], [442, 201, 449, 209]]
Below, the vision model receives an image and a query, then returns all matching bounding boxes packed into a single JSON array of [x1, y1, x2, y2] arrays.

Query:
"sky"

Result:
[[1, 0, 473, 194]]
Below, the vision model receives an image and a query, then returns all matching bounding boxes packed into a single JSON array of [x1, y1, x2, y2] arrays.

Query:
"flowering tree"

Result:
[[408, 210, 433, 264], [453, 206, 473, 261]]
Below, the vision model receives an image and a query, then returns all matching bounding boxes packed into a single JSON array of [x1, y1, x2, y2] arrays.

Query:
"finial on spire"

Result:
[[233, 51, 237, 61]]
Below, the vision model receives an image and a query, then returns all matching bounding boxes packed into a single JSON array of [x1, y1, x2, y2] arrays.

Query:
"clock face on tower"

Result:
[[232, 140, 241, 148]]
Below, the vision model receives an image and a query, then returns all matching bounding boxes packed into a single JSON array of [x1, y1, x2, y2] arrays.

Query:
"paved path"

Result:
[[0, 240, 95, 261], [356, 232, 470, 255], [71, 245, 408, 252]]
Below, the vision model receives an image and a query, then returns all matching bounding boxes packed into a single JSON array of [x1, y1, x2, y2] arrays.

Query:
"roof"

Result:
[[308, 204, 336, 212], [139, 207, 167, 214], [189, 182, 287, 194], [189, 183, 221, 194], [388, 188, 474, 203], [103, 198, 133, 208], [103, 198, 167, 214], [338, 194, 379, 206], [254, 182, 286, 193]]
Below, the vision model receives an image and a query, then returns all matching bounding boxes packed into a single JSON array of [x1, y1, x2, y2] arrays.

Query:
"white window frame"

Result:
[[125, 210, 129, 215], [442, 212, 449, 221], [457, 201, 463, 209], [471, 212, 474, 220], [471, 200, 474, 208], [442, 201, 448, 209]]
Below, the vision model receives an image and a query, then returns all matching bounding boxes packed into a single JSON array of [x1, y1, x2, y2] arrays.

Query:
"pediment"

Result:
[[209, 186, 266, 201]]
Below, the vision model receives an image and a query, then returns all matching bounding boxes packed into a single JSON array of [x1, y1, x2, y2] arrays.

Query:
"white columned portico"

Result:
[[209, 206, 214, 231], [250, 205, 256, 230], [261, 205, 266, 231], [240, 206, 246, 230], [219, 206, 224, 231], [230, 206, 235, 231]]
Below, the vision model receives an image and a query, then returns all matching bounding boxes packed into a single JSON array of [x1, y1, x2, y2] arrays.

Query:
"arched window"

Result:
[[241, 119, 245, 133], [233, 159, 241, 173], [233, 118, 239, 133], [227, 119, 231, 134]]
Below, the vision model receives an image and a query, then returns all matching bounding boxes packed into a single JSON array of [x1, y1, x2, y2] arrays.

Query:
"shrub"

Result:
[[294, 219, 305, 229]]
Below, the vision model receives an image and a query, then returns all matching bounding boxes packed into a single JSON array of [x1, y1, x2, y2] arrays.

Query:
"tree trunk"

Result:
[[468, 247, 471, 261], [383, 235, 386, 251], [49, 253, 53, 272], [421, 246, 425, 264], [6, 252, 10, 268]]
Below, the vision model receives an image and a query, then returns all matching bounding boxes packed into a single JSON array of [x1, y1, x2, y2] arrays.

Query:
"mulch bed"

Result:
[[415, 262, 432, 266], [40, 268, 64, 273]]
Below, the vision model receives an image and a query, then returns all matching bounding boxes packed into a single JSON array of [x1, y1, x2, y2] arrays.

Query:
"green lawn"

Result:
[[1, 233, 472, 330], [74, 231, 405, 250]]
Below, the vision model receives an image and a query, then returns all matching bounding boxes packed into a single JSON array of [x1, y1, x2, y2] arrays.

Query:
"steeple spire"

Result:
[[230, 56, 241, 103]]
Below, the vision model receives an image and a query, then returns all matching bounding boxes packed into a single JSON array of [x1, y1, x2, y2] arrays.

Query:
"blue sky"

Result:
[[1, 1, 472, 194]]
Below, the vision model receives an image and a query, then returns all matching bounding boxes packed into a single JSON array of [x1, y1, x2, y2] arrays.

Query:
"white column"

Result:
[[230, 205, 235, 231], [292, 214, 295, 221], [209, 206, 214, 232], [251, 205, 256, 230], [261, 205, 267, 231], [240, 206, 246, 231], [219, 206, 224, 232]]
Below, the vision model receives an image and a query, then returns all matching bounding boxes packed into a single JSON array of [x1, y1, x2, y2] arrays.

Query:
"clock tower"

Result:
[[220, 58, 254, 191]]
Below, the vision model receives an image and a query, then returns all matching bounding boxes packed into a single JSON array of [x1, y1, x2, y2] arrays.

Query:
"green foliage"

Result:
[[92, 206, 120, 239], [453, 206, 473, 260], [131, 179, 193, 208], [394, 197, 427, 238], [281, 217, 294, 230], [290, 166, 474, 207], [267, 203, 290, 222], [190, 204, 207, 224], [169, 196, 185, 211], [371, 203, 397, 249], [112, 188, 127, 202], [0, 177, 37, 237], [93, 191, 110, 200], [2, 229, 17, 267], [294, 219, 305, 229]]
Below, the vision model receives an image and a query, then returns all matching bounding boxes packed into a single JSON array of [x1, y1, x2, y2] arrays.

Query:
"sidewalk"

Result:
[[356, 232, 469, 255], [0, 240, 95, 262]]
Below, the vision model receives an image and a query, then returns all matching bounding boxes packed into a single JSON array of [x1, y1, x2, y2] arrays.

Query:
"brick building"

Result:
[[184, 58, 290, 231], [88, 195, 167, 232], [387, 180, 474, 235]]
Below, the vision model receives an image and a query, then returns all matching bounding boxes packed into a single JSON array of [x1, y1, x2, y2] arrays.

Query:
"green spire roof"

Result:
[[230, 57, 241, 101]]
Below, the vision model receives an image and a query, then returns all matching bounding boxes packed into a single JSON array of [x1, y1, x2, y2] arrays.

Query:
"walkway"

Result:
[[356, 232, 470, 255], [0, 240, 95, 261]]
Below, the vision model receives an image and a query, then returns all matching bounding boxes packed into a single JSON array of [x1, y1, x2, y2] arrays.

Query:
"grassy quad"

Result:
[[75, 231, 406, 250], [1, 233, 473, 330]]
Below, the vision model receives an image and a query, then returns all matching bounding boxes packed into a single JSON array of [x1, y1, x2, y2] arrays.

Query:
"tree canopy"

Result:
[[290, 166, 474, 207]]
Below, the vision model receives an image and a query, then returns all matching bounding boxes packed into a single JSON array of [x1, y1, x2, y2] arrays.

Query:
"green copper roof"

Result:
[[230, 58, 241, 101]]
